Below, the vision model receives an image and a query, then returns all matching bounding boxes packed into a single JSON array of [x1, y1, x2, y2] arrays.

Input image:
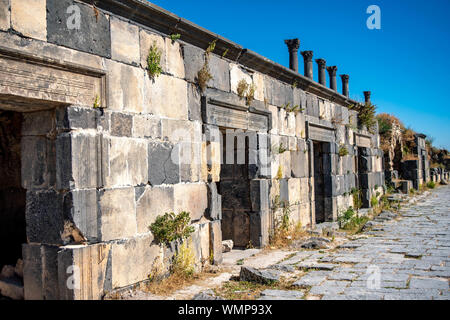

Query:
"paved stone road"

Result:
[[267, 186, 450, 300]]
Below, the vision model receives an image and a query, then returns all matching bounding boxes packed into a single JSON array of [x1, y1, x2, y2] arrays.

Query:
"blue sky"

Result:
[[149, 0, 450, 149]]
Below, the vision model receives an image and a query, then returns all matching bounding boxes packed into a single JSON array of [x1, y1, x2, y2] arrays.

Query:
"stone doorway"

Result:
[[313, 141, 326, 223], [0, 111, 26, 271], [219, 128, 253, 248]]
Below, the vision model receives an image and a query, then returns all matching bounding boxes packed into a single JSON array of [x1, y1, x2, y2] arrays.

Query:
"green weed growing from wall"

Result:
[[149, 211, 195, 245], [147, 41, 163, 79]]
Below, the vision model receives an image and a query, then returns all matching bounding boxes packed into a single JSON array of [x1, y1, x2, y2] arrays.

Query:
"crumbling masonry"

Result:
[[0, 0, 385, 299]]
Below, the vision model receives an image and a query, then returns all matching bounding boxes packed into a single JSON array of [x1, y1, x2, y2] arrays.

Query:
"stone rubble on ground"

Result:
[[222, 240, 234, 253], [239, 266, 282, 284], [0, 259, 24, 300], [258, 289, 304, 300], [192, 289, 225, 300]]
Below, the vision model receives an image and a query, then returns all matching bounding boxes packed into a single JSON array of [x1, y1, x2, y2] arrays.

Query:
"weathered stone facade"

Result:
[[0, 0, 384, 299], [401, 134, 430, 189]]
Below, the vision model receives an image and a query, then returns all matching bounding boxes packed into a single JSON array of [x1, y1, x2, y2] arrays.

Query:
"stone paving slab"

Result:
[[273, 186, 450, 300]]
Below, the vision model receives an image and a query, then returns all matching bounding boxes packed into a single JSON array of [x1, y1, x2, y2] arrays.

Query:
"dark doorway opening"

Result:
[[0, 111, 26, 270], [313, 141, 326, 224], [218, 129, 252, 248]]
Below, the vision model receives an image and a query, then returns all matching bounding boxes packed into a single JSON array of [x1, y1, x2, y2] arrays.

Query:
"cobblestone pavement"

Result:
[[269, 186, 450, 300]]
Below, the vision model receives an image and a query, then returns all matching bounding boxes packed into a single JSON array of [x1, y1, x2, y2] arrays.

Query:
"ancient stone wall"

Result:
[[0, 0, 384, 299]]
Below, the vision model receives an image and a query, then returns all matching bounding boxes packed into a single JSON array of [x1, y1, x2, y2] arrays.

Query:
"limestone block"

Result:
[[287, 136, 296, 151], [299, 202, 311, 227], [64, 189, 98, 242], [319, 99, 332, 121], [271, 153, 280, 179], [182, 43, 205, 83], [318, 99, 325, 119], [10, 34, 86, 71], [135, 185, 174, 234], [279, 179, 289, 203], [200, 142, 208, 182], [144, 73, 188, 120], [295, 113, 306, 138], [187, 83, 202, 121], [105, 59, 145, 113], [289, 203, 301, 226], [291, 150, 307, 178], [161, 118, 202, 143], [148, 141, 180, 185], [21, 136, 56, 190], [230, 63, 252, 95], [349, 110, 358, 128], [252, 72, 265, 102], [46, 0, 110, 57], [209, 220, 223, 265], [205, 140, 221, 182], [190, 222, 210, 267], [140, 29, 186, 77], [267, 78, 293, 107], [11, 0, 46, 41], [165, 37, 185, 78], [278, 108, 287, 135], [58, 243, 111, 300], [174, 183, 208, 221], [56, 106, 98, 130], [110, 112, 132, 137], [110, 17, 140, 65], [56, 132, 101, 190], [286, 113, 296, 136], [0, 0, 10, 31], [300, 177, 309, 204], [26, 190, 65, 245], [269, 178, 280, 204], [140, 29, 165, 69], [263, 76, 273, 105], [132, 114, 161, 139], [258, 134, 271, 178], [312, 96, 320, 118], [98, 187, 137, 241], [288, 178, 301, 204], [281, 152, 291, 178], [340, 105, 349, 124], [180, 142, 202, 183], [110, 235, 160, 289], [209, 54, 230, 92], [250, 180, 270, 212], [198, 222, 211, 264], [206, 182, 222, 220], [103, 136, 148, 187], [268, 105, 278, 135]]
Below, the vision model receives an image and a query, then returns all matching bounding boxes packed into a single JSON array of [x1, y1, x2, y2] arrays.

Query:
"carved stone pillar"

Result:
[[327, 66, 337, 91], [284, 39, 300, 73], [315, 58, 326, 86], [340, 74, 349, 97], [301, 51, 314, 79]]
